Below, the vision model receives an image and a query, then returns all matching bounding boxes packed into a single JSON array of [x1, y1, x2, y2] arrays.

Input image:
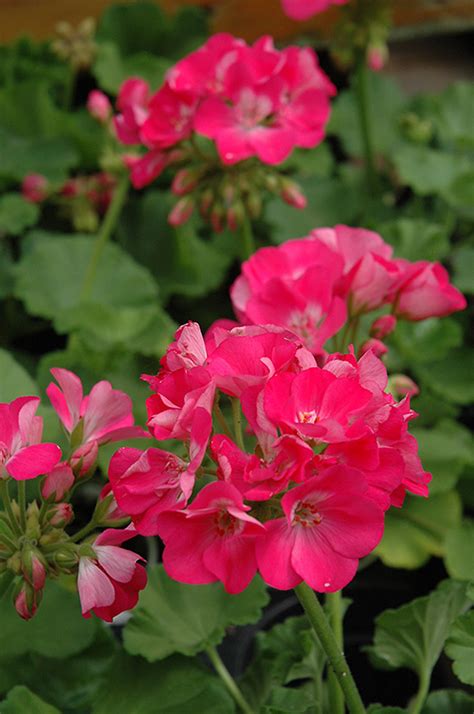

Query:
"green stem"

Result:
[[239, 214, 255, 261], [294, 583, 366, 714], [327, 591, 345, 714], [0, 480, 21, 537], [0, 533, 18, 552], [409, 672, 430, 714], [70, 520, 98, 543], [355, 54, 378, 194], [17, 481, 26, 531], [79, 175, 129, 302], [231, 398, 245, 451], [146, 536, 158, 566], [206, 646, 255, 714], [213, 402, 233, 440]]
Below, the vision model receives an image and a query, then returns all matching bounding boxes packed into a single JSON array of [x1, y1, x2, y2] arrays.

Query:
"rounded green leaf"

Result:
[[445, 520, 474, 581], [445, 611, 474, 685], [0, 686, 60, 714], [0, 194, 39, 236], [422, 689, 474, 714]]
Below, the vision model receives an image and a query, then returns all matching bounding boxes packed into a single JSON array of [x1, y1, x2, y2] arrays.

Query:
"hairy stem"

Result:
[[327, 590, 345, 714], [295, 583, 366, 714], [239, 213, 255, 261], [206, 646, 255, 714], [409, 672, 430, 714]]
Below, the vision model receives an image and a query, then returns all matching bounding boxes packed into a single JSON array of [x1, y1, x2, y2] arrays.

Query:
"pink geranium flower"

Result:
[[108, 446, 190, 534], [77, 526, 147, 622], [256, 466, 384, 591], [0, 397, 61, 481], [41, 462, 74, 501], [156, 481, 264, 593], [47, 368, 147, 448], [392, 260, 467, 320], [281, 0, 349, 21], [113, 77, 150, 145]]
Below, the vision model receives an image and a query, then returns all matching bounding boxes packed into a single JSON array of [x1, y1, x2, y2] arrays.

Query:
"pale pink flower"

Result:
[[41, 462, 74, 501], [77, 526, 146, 622], [281, 0, 349, 21], [393, 260, 467, 320], [0, 397, 61, 481], [87, 90, 112, 123]]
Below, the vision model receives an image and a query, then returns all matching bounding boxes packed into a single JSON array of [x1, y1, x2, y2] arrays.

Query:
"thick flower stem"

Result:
[[213, 402, 233, 440], [206, 645, 255, 714], [355, 55, 378, 194], [70, 520, 98, 543], [409, 672, 430, 714], [239, 214, 255, 261], [294, 582, 366, 714], [0, 480, 21, 537], [327, 590, 345, 714], [79, 174, 129, 302], [231, 398, 245, 451]]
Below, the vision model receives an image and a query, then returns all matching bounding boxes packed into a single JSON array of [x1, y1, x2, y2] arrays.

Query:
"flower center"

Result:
[[214, 509, 243, 536], [292, 500, 323, 528], [297, 410, 319, 424]]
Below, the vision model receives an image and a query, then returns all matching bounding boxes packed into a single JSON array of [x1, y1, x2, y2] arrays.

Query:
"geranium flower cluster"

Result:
[[230, 225, 467, 356], [0, 371, 147, 621], [22, 172, 117, 233], [103, 33, 335, 228], [108, 317, 430, 595]]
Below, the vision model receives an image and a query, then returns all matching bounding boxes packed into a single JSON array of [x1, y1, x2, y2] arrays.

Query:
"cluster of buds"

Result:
[[21, 172, 117, 232], [0, 371, 148, 620], [331, 0, 391, 72], [51, 18, 97, 71]]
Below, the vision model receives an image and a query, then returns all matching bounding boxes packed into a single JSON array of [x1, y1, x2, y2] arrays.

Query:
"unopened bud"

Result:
[[370, 315, 396, 340], [171, 168, 199, 196], [14, 580, 42, 620], [226, 201, 245, 232], [388, 374, 419, 399], [71, 441, 98, 478], [54, 545, 79, 570], [95, 484, 127, 525], [22, 174, 49, 203], [366, 43, 388, 72], [246, 192, 262, 219], [210, 202, 224, 233], [168, 196, 195, 227], [48, 502, 74, 528], [21, 546, 46, 591], [199, 188, 214, 216], [358, 338, 388, 358], [86, 90, 112, 123], [42, 462, 75, 502], [280, 179, 307, 209], [25, 502, 41, 540]]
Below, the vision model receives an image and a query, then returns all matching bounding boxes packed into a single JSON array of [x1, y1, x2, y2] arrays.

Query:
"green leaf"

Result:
[[393, 145, 470, 196], [0, 349, 38, 400], [417, 348, 474, 405], [0, 580, 97, 659], [434, 82, 474, 151], [411, 420, 473, 495], [262, 684, 314, 713], [123, 565, 269, 661], [391, 318, 462, 368], [329, 73, 406, 158], [0, 243, 14, 298], [452, 246, 474, 294], [376, 491, 462, 569], [0, 626, 116, 713], [0, 194, 39, 235], [445, 520, 474, 581], [0, 129, 79, 183], [368, 579, 470, 685], [368, 707, 406, 714], [441, 171, 474, 219], [445, 611, 474, 685], [93, 43, 171, 95], [378, 219, 450, 262], [92, 652, 234, 714], [117, 191, 238, 300], [421, 689, 474, 714], [0, 686, 60, 713]]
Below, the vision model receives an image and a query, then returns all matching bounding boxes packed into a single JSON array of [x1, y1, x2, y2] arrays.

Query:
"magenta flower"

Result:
[[156, 481, 264, 593], [77, 526, 147, 622], [0, 397, 61, 481], [41, 462, 74, 501], [108, 446, 190, 534], [87, 90, 112, 124], [47, 368, 147, 448], [114, 77, 150, 145], [392, 260, 467, 320], [281, 0, 349, 21], [256, 466, 384, 592]]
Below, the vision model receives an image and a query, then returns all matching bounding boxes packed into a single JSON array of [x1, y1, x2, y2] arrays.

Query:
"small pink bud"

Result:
[[370, 315, 397, 340], [61, 178, 80, 198], [95, 483, 127, 525], [280, 180, 307, 209], [168, 196, 195, 227], [21, 548, 46, 591], [71, 441, 98, 478], [171, 168, 198, 196], [226, 202, 245, 232], [48, 502, 74, 527], [210, 203, 224, 233], [199, 189, 214, 217], [367, 43, 388, 72], [42, 462, 75, 502], [14, 582, 41, 620], [389, 374, 419, 399], [359, 338, 388, 358], [22, 174, 49, 203], [87, 90, 112, 123]]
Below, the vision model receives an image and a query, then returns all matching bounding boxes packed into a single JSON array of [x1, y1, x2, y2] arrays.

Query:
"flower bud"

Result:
[[246, 192, 262, 219], [171, 168, 199, 196], [42, 462, 75, 502], [25, 502, 41, 540], [48, 502, 74, 528], [53, 545, 79, 571], [21, 546, 46, 591], [87, 90, 112, 123], [168, 196, 195, 227], [14, 580, 42, 620], [199, 188, 214, 217], [358, 338, 388, 358], [210, 203, 224, 233], [71, 441, 98, 478], [366, 42, 388, 72], [280, 179, 307, 209], [370, 315, 397, 340], [22, 174, 49, 203], [95, 484, 127, 525], [388, 374, 419, 399], [226, 201, 245, 232]]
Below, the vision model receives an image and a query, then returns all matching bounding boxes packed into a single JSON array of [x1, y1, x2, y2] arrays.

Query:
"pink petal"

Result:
[[78, 558, 115, 614], [7, 443, 61, 480]]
